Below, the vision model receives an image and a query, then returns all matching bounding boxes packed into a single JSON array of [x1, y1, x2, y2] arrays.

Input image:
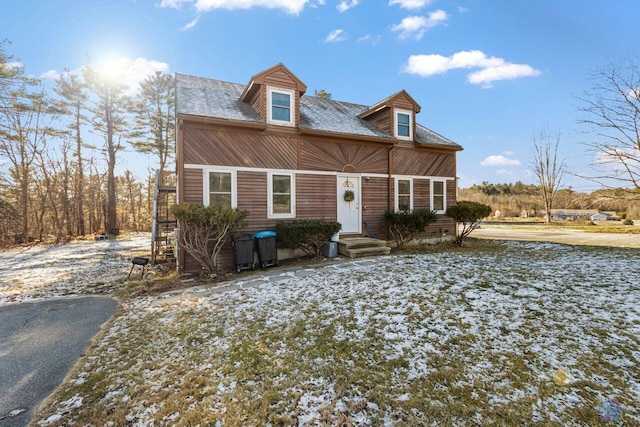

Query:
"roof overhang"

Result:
[[178, 114, 268, 131]]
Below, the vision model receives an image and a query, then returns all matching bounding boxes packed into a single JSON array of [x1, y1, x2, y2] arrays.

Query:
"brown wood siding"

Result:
[[420, 217, 456, 239], [413, 179, 430, 211], [264, 68, 298, 90], [362, 177, 390, 240], [365, 108, 391, 135], [263, 70, 302, 125], [184, 127, 297, 169], [183, 168, 203, 203], [187, 172, 341, 272], [393, 149, 456, 177], [447, 179, 456, 207], [390, 95, 415, 111], [249, 87, 264, 120], [300, 139, 388, 173], [296, 174, 337, 220]]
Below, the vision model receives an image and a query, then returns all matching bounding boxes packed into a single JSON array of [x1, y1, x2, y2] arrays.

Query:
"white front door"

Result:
[[337, 175, 361, 234]]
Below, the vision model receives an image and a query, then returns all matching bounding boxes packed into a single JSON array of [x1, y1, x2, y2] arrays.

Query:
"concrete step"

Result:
[[338, 238, 391, 258]]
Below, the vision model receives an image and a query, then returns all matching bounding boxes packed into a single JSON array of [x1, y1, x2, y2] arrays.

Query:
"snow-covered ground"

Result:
[[25, 239, 640, 425], [0, 233, 150, 305]]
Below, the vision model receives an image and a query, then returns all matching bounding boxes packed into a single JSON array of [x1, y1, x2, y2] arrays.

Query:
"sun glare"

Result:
[[97, 56, 130, 81]]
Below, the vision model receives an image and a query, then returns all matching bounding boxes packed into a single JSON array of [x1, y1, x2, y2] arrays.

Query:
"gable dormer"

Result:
[[358, 90, 421, 141], [240, 63, 307, 127]]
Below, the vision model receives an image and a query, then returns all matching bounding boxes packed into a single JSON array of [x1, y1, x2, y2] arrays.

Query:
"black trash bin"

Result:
[[254, 231, 278, 270], [232, 234, 255, 273]]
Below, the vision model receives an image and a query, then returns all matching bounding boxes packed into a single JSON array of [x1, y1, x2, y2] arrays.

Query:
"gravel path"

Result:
[[473, 225, 640, 248]]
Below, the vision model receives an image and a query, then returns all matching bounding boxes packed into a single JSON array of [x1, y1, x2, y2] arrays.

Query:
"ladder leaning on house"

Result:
[[151, 171, 177, 265]]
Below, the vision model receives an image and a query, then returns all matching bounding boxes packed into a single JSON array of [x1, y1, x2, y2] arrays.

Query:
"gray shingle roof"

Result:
[[176, 72, 462, 150]]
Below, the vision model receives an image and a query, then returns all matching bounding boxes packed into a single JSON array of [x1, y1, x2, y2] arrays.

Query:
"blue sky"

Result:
[[2, 0, 640, 191]]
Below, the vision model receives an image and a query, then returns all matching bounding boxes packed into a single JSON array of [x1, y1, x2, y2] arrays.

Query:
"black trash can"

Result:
[[232, 234, 255, 273], [254, 231, 278, 270]]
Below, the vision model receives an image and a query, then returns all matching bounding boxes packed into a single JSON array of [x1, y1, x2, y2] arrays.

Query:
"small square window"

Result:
[[271, 92, 291, 122], [395, 109, 413, 140], [207, 170, 236, 208], [267, 87, 295, 126], [395, 178, 413, 211], [268, 172, 295, 218], [397, 113, 410, 137], [432, 180, 445, 213]]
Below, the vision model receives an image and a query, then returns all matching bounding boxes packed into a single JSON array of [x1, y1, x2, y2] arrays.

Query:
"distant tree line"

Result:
[[0, 40, 174, 246], [460, 184, 640, 219]]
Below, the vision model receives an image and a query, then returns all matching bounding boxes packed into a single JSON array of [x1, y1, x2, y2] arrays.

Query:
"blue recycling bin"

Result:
[[254, 231, 278, 270]]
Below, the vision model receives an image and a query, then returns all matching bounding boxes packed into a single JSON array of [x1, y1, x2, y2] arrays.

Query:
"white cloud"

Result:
[[337, 0, 358, 12], [388, 0, 432, 10], [495, 168, 515, 176], [480, 155, 522, 167], [158, 0, 193, 8], [391, 10, 448, 40], [182, 15, 201, 30], [357, 34, 381, 46], [503, 150, 515, 156], [457, 6, 469, 13], [40, 69, 61, 80], [325, 29, 347, 43], [194, 0, 309, 14], [403, 50, 541, 87]]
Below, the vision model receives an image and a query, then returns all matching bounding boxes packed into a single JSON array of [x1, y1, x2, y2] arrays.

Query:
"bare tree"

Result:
[[577, 58, 640, 196], [530, 128, 567, 223]]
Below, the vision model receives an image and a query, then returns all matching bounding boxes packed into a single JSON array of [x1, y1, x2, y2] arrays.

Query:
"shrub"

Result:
[[623, 218, 634, 225], [171, 203, 250, 274], [276, 219, 342, 257], [445, 201, 492, 246], [384, 209, 438, 249]]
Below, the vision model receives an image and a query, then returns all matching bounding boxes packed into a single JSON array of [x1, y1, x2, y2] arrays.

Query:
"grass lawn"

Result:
[[34, 241, 640, 426]]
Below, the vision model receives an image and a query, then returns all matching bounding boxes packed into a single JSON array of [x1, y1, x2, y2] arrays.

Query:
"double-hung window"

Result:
[[395, 178, 413, 211], [267, 87, 295, 126], [395, 109, 413, 140], [431, 179, 446, 214], [268, 172, 295, 218], [206, 169, 236, 208]]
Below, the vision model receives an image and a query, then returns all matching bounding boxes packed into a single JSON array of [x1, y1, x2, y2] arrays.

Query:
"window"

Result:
[[395, 109, 413, 140], [267, 87, 295, 126], [205, 169, 237, 208], [268, 172, 295, 218], [395, 178, 413, 211], [431, 179, 446, 213]]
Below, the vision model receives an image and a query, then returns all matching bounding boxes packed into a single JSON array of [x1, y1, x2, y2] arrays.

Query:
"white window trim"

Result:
[[394, 177, 413, 212], [431, 179, 446, 214], [394, 108, 413, 141], [203, 167, 237, 208], [268, 171, 296, 219], [267, 86, 295, 127]]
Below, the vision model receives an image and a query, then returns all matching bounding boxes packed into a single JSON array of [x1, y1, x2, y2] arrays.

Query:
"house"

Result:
[[175, 63, 463, 272], [550, 209, 599, 221], [590, 212, 610, 221]]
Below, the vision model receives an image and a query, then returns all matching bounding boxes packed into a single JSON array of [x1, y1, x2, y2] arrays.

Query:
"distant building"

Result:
[[550, 209, 599, 220], [590, 212, 610, 221]]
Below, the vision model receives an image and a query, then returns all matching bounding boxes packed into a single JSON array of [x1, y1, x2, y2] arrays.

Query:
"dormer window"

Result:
[[267, 86, 295, 126], [395, 109, 413, 140]]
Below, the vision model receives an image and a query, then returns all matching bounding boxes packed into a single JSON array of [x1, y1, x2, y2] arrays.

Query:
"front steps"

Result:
[[338, 237, 391, 258]]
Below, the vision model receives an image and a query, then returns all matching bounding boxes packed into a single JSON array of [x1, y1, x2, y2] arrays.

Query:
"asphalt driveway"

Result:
[[0, 297, 118, 427]]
